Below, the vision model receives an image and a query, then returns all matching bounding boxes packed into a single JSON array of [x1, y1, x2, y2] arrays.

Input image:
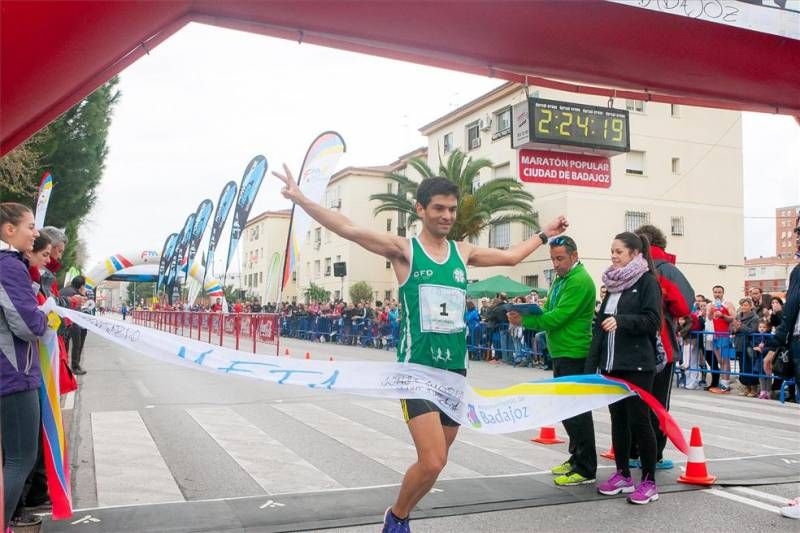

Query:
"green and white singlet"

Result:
[[397, 237, 469, 370]]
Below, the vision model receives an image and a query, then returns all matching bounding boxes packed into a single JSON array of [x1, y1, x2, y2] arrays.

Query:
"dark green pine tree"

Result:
[[0, 77, 121, 276]]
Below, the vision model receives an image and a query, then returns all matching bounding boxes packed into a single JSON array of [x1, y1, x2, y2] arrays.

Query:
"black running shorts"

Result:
[[399, 368, 467, 427]]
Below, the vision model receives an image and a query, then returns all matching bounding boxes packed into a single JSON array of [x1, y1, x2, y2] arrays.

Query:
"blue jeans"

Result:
[[2, 388, 40, 527]]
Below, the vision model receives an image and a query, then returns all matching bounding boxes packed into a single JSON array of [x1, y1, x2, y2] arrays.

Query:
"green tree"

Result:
[[1, 77, 121, 275], [304, 282, 331, 303], [349, 281, 374, 304], [126, 281, 156, 305], [370, 149, 537, 241]]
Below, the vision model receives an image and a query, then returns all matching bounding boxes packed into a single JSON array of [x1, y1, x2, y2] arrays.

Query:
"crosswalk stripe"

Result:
[[705, 488, 781, 514], [669, 398, 800, 426], [659, 407, 799, 447], [91, 411, 184, 507], [729, 486, 792, 505], [353, 400, 571, 470], [186, 406, 342, 494], [599, 403, 795, 454], [273, 403, 481, 479]]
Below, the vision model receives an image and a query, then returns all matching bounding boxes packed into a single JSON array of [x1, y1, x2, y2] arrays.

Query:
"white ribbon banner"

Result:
[[58, 307, 636, 434]]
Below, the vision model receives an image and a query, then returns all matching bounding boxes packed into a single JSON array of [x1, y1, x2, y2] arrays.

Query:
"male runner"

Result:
[[273, 165, 567, 533]]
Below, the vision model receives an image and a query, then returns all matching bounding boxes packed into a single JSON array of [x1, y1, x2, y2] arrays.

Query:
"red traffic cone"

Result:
[[284, 348, 290, 356], [305, 352, 311, 360], [329, 356, 334, 362], [600, 446, 616, 460], [678, 427, 716, 486], [531, 426, 565, 445]]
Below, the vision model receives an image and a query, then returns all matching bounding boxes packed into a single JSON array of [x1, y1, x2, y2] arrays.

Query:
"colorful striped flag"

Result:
[[34, 171, 53, 229], [37, 318, 72, 519]]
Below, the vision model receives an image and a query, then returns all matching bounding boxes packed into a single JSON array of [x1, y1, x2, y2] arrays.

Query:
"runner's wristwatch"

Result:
[[538, 232, 548, 244]]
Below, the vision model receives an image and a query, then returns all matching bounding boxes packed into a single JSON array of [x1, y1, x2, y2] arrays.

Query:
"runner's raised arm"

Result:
[[273, 164, 407, 261], [459, 216, 570, 267]]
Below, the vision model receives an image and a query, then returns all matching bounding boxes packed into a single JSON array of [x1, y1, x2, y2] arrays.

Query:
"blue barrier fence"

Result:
[[278, 317, 547, 367], [676, 330, 796, 403]]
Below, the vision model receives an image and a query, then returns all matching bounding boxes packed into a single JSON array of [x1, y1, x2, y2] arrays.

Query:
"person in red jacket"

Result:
[[633, 225, 693, 470]]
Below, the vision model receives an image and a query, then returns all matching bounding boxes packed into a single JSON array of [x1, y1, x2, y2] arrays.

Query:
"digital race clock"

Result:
[[512, 98, 630, 156]]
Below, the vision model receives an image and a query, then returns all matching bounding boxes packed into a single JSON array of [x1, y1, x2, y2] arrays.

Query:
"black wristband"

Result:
[[537, 232, 548, 245]]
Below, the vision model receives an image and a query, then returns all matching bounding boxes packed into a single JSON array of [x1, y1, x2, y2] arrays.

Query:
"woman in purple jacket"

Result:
[[1, 203, 48, 529]]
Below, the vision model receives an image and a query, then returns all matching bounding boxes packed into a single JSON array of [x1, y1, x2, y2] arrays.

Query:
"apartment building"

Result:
[[776, 205, 800, 258], [241, 209, 296, 303], [420, 82, 745, 297]]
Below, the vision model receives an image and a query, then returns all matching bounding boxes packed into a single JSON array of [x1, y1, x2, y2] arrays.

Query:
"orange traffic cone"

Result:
[[600, 446, 616, 460], [305, 352, 311, 360], [531, 426, 565, 444], [678, 427, 716, 486]]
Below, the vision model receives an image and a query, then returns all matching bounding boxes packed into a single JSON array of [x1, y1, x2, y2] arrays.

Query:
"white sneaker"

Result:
[[782, 506, 800, 519], [781, 498, 800, 519]]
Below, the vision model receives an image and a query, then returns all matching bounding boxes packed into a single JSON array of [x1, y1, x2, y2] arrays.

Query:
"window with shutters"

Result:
[[626, 151, 645, 175], [488, 222, 510, 249], [625, 211, 650, 232], [671, 216, 685, 236]]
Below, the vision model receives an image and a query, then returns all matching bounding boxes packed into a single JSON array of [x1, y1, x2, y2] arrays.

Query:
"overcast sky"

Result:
[[84, 22, 799, 271]]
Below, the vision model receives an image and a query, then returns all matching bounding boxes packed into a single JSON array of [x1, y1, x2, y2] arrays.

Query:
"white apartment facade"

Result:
[[241, 209, 296, 303], [420, 82, 745, 298]]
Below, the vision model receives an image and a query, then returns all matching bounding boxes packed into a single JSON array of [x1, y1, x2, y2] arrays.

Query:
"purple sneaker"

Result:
[[597, 471, 635, 495], [627, 479, 659, 505]]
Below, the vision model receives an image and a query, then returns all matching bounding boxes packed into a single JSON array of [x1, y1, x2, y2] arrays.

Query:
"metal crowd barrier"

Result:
[[277, 317, 545, 366], [131, 310, 280, 353], [676, 330, 796, 403]]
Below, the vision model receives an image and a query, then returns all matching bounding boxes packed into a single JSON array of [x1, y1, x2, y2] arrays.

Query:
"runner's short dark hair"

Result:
[[416, 177, 459, 207]]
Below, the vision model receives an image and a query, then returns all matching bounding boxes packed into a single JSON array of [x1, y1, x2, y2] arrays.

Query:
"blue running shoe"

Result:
[[656, 458, 674, 470], [383, 507, 410, 533], [628, 458, 642, 468]]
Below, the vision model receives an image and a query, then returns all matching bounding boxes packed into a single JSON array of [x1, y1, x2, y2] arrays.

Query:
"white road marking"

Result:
[[134, 379, 153, 398], [705, 488, 780, 514], [62, 391, 75, 410], [92, 411, 183, 507], [729, 486, 792, 505], [274, 403, 481, 479], [187, 406, 341, 494]]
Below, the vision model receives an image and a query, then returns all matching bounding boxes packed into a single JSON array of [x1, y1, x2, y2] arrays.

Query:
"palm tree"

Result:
[[370, 149, 537, 242]]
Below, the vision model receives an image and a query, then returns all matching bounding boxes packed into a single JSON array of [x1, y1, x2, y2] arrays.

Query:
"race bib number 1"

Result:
[[418, 284, 466, 333]]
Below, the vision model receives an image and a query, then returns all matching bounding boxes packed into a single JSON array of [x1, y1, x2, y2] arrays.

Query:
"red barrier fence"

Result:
[[131, 310, 280, 354]]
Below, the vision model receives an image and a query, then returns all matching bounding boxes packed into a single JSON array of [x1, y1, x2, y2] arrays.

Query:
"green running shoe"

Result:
[[550, 461, 572, 475], [554, 472, 596, 486]]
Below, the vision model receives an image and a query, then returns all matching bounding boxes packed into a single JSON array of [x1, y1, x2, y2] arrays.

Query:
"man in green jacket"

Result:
[[508, 235, 597, 486]]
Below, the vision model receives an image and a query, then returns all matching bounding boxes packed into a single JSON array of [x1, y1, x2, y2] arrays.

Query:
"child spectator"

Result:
[[731, 297, 759, 397], [752, 318, 776, 399]]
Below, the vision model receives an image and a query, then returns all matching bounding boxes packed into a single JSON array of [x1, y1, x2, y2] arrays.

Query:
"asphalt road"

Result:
[[44, 317, 800, 532]]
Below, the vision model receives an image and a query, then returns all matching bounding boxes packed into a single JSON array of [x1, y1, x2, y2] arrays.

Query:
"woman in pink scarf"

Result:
[[586, 232, 663, 505]]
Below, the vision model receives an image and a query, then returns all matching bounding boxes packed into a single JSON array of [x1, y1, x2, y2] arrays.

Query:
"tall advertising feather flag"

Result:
[[225, 155, 268, 276], [157, 233, 179, 293], [187, 199, 213, 273], [166, 213, 196, 302], [34, 171, 53, 229], [281, 132, 346, 291], [203, 181, 238, 287]]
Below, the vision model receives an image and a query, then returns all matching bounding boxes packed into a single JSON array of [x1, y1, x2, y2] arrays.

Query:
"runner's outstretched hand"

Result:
[[543, 215, 569, 237], [272, 164, 304, 204]]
